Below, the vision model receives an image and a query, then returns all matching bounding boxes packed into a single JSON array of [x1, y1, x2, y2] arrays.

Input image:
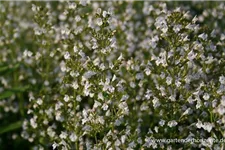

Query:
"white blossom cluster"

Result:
[[1, 1, 225, 150]]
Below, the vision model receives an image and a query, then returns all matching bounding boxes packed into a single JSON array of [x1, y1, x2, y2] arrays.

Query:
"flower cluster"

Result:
[[1, 1, 225, 150]]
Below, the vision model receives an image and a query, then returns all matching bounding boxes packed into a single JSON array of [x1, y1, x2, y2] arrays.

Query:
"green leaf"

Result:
[[7, 85, 30, 93], [0, 121, 22, 135], [0, 66, 8, 71], [0, 91, 14, 100], [0, 64, 20, 75]]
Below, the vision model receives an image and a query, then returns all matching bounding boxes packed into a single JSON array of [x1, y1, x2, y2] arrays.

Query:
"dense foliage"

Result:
[[0, 1, 225, 149]]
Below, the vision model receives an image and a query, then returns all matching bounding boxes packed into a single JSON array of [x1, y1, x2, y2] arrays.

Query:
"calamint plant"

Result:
[[0, 1, 225, 150]]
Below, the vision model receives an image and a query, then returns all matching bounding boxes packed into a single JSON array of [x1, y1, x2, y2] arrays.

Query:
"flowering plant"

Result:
[[0, 1, 225, 149]]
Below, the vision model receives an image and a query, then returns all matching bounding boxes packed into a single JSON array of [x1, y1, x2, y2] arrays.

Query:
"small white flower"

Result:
[[52, 142, 58, 150], [192, 15, 198, 23], [37, 98, 43, 105], [173, 24, 182, 33], [118, 53, 123, 61], [79, 0, 89, 6], [76, 95, 82, 102], [103, 11, 108, 18], [219, 76, 225, 84], [30, 118, 37, 129], [217, 105, 225, 115], [187, 50, 197, 61], [102, 103, 108, 110], [72, 81, 79, 90], [166, 76, 172, 85], [196, 120, 203, 129], [23, 49, 33, 57], [136, 73, 144, 80], [115, 139, 121, 146], [168, 120, 178, 127], [152, 97, 160, 108], [83, 71, 96, 79], [159, 119, 165, 126], [203, 93, 210, 100], [112, 75, 117, 82], [202, 122, 213, 132], [144, 68, 151, 76], [221, 96, 225, 106], [93, 100, 101, 108], [64, 95, 70, 102], [59, 132, 68, 139], [31, 4, 37, 12], [75, 15, 81, 22], [96, 18, 103, 26], [73, 45, 78, 53], [69, 133, 77, 142], [68, 3, 76, 9], [198, 33, 208, 40], [64, 52, 70, 60]]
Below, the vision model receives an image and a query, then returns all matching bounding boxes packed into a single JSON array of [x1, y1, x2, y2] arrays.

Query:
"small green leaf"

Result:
[[0, 121, 22, 135], [0, 66, 9, 74], [7, 85, 30, 93], [0, 91, 14, 100], [0, 64, 20, 75]]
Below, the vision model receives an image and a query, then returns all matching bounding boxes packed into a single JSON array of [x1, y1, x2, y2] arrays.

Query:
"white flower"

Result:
[[64, 95, 70, 102], [52, 142, 58, 150], [198, 33, 208, 40], [166, 76, 172, 85], [102, 103, 108, 110], [75, 15, 81, 22], [173, 24, 182, 33], [152, 97, 160, 108], [144, 68, 151, 76], [130, 82, 136, 88], [159, 119, 165, 126], [96, 18, 103, 26], [31, 4, 37, 12], [115, 139, 121, 146], [155, 16, 168, 33], [23, 49, 33, 57], [187, 50, 197, 61], [68, 3, 76, 9], [47, 127, 56, 138], [79, 0, 89, 6], [76, 95, 82, 102], [64, 52, 70, 60], [168, 120, 178, 127], [59, 132, 68, 139], [118, 53, 123, 61], [112, 74, 117, 82], [217, 105, 225, 115], [219, 76, 225, 84], [103, 11, 108, 18], [69, 133, 77, 142], [73, 45, 78, 53], [37, 98, 43, 105], [136, 73, 144, 80], [192, 15, 198, 23], [93, 100, 101, 108], [30, 118, 37, 129], [83, 71, 96, 79], [72, 81, 79, 90], [221, 96, 225, 106], [56, 111, 64, 122], [203, 93, 210, 100], [202, 122, 213, 132], [196, 120, 203, 128]]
